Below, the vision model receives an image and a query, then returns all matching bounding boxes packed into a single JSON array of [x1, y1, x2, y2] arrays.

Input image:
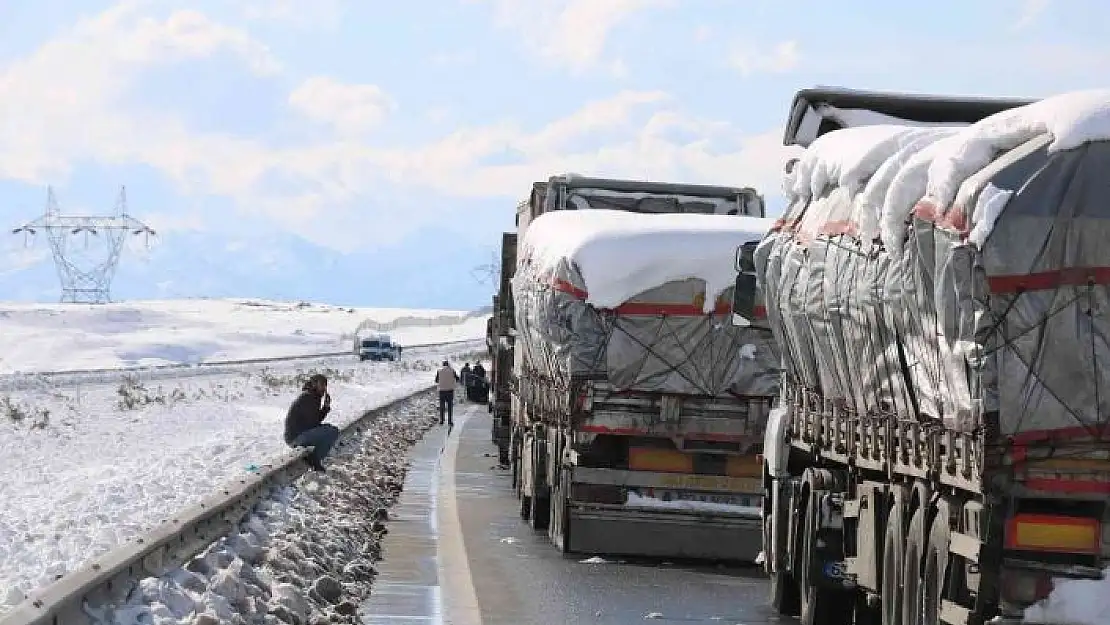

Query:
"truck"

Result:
[[488, 228, 519, 467], [506, 174, 780, 561], [355, 332, 398, 361], [737, 86, 1110, 625]]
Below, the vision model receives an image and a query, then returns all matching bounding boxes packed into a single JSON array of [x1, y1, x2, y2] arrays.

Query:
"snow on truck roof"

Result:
[[785, 89, 1110, 252], [519, 209, 774, 311], [784, 86, 1035, 147]]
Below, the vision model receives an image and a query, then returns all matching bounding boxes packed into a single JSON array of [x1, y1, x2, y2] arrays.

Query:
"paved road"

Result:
[[360, 402, 787, 625]]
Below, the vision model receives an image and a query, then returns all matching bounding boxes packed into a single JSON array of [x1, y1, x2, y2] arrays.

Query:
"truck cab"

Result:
[[357, 333, 397, 361]]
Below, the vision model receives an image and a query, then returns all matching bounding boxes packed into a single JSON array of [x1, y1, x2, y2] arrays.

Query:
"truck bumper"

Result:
[[566, 503, 762, 562]]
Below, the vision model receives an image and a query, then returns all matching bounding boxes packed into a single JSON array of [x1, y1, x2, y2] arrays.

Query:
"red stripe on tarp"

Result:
[[819, 220, 859, 237], [772, 218, 796, 233], [1009, 424, 1110, 445], [552, 278, 588, 299], [939, 206, 969, 232], [549, 279, 768, 318], [577, 424, 754, 443], [913, 200, 941, 222], [988, 267, 1110, 294], [614, 303, 768, 318]]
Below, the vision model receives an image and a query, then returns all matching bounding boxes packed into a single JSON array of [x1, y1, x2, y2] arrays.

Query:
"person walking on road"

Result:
[[435, 360, 459, 426], [284, 373, 338, 472], [460, 362, 472, 394]]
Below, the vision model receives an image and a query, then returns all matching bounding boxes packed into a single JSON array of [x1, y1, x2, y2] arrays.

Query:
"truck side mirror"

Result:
[[732, 241, 759, 326]]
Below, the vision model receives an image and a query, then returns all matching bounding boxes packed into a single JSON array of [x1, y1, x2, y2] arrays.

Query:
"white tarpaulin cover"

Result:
[[512, 209, 780, 397], [757, 89, 1110, 436]]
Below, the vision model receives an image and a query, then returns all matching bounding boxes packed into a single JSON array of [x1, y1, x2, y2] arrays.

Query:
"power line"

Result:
[[11, 186, 156, 304]]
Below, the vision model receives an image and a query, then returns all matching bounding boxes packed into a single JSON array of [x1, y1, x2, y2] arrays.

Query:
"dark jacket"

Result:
[[284, 389, 330, 444], [472, 364, 486, 379]]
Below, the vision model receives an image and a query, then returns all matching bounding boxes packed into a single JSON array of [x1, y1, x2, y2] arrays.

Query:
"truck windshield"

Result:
[[361, 340, 382, 348], [564, 189, 741, 215]]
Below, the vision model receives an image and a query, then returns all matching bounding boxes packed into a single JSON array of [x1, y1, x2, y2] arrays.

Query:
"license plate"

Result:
[[655, 473, 760, 492], [654, 490, 757, 508]]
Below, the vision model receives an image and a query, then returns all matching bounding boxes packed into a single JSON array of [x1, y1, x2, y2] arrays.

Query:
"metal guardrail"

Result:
[[1, 337, 481, 380], [0, 387, 441, 625]]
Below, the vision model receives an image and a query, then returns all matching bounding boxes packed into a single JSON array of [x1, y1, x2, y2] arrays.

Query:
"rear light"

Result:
[[1000, 568, 1055, 606], [1005, 514, 1102, 555]]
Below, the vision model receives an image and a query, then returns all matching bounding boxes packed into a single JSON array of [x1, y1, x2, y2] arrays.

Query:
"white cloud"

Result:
[[430, 50, 477, 67], [0, 2, 795, 254], [0, 2, 280, 183], [694, 25, 713, 43], [288, 76, 395, 134], [730, 40, 800, 76], [481, 0, 672, 73], [1011, 0, 1050, 32], [241, 0, 343, 28]]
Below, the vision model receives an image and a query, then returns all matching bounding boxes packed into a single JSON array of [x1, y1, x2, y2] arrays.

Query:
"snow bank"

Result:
[[0, 298, 486, 374], [1024, 567, 1110, 625], [94, 394, 436, 625], [0, 345, 480, 613], [519, 210, 773, 312]]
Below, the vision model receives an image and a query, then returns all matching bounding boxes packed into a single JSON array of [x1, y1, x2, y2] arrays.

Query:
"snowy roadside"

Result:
[[0, 347, 479, 613], [98, 393, 440, 625]]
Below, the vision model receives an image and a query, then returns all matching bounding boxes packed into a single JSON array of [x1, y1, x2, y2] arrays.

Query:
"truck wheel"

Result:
[[520, 494, 532, 521], [550, 472, 572, 553], [901, 507, 927, 625], [766, 516, 800, 615], [882, 504, 905, 625], [798, 489, 852, 625], [530, 494, 550, 531], [922, 513, 950, 625]]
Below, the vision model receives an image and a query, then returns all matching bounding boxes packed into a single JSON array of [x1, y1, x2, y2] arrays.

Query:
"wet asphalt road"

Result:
[[449, 405, 788, 625]]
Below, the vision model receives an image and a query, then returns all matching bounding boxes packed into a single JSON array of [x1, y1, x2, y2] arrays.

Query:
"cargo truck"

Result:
[[508, 174, 780, 561], [738, 87, 1110, 625], [488, 229, 518, 466]]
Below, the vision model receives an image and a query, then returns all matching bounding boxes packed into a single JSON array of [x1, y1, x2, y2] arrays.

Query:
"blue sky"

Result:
[[0, 0, 1106, 308]]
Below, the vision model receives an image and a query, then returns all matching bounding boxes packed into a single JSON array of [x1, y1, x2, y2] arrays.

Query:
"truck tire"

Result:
[[520, 494, 532, 520], [922, 512, 950, 625], [798, 488, 852, 625], [550, 469, 572, 553], [530, 494, 550, 531], [901, 506, 927, 625], [766, 515, 800, 615], [882, 503, 905, 625]]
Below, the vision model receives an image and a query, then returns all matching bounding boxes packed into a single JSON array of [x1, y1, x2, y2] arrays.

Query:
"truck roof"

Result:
[[545, 174, 758, 200], [784, 86, 1036, 148], [519, 209, 773, 310]]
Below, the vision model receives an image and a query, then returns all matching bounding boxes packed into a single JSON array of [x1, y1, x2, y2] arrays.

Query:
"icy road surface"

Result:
[[362, 404, 777, 625], [0, 343, 482, 614]]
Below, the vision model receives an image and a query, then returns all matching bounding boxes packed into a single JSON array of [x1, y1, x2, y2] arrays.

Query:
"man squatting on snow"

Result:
[[284, 373, 339, 472], [435, 360, 459, 426]]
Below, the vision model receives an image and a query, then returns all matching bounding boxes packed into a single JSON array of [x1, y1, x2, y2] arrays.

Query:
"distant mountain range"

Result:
[[0, 226, 499, 310]]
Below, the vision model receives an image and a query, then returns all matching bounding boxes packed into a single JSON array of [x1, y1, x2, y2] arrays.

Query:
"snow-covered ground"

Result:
[[93, 393, 440, 625], [0, 298, 488, 374], [0, 296, 488, 614]]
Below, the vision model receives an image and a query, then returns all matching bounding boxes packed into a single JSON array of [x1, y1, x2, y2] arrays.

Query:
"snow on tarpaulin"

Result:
[[519, 210, 771, 311], [512, 209, 779, 397], [759, 87, 1110, 437], [925, 88, 1110, 211]]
